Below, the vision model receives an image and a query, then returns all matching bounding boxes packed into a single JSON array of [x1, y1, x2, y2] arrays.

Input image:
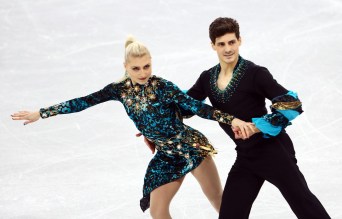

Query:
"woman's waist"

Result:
[[147, 125, 190, 145]]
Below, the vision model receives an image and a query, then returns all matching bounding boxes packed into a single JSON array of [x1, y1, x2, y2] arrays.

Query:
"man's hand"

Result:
[[136, 133, 156, 154], [231, 118, 260, 139]]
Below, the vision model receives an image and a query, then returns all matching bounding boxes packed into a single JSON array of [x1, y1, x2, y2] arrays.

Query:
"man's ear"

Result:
[[211, 42, 216, 51]]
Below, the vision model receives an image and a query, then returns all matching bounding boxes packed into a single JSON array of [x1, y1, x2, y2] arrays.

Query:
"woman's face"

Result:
[[124, 55, 152, 85]]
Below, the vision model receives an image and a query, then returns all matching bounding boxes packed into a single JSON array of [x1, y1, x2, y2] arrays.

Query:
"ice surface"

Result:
[[1, 0, 342, 218]]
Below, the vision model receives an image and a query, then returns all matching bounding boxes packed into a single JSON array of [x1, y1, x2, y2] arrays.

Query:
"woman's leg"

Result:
[[149, 176, 185, 219], [191, 156, 223, 212]]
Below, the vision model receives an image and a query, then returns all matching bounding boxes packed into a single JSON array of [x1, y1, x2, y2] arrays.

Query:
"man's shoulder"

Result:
[[243, 58, 275, 83], [198, 64, 218, 78], [245, 59, 263, 71]]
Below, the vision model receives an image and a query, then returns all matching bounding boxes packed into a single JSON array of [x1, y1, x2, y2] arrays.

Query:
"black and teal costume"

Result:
[[39, 75, 234, 212], [187, 56, 331, 219]]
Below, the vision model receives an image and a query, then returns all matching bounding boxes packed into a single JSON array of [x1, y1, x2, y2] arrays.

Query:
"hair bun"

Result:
[[125, 35, 136, 48]]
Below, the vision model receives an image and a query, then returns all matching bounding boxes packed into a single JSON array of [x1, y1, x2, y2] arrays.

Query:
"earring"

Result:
[[125, 71, 129, 78]]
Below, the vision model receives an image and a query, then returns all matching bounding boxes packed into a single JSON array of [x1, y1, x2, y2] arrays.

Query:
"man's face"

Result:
[[212, 33, 241, 65]]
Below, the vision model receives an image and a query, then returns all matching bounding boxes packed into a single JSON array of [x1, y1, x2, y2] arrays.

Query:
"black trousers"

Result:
[[219, 133, 331, 219]]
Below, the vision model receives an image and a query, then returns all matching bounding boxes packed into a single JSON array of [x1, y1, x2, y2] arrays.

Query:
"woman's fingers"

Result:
[[232, 119, 259, 140], [11, 111, 40, 124], [11, 114, 27, 120], [244, 124, 254, 138], [23, 120, 31, 125], [11, 111, 29, 118], [237, 124, 254, 139], [11, 115, 25, 120], [240, 125, 249, 139]]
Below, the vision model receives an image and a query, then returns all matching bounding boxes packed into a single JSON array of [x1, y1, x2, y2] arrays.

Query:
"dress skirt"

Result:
[[140, 125, 217, 212]]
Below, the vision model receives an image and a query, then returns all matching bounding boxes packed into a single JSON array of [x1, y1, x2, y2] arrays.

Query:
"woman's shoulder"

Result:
[[102, 78, 130, 92], [150, 75, 171, 86], [150, 75, 182, 92]]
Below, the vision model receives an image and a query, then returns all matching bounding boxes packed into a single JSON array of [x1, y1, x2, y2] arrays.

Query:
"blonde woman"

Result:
[[11, 36, 255, 219]]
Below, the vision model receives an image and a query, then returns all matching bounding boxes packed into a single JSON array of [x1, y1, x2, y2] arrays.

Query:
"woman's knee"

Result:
[[149, 205, 171, 219]]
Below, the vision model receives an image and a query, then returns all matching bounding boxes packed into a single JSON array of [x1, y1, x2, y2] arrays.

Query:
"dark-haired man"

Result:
[[186, 17, 331, 219]]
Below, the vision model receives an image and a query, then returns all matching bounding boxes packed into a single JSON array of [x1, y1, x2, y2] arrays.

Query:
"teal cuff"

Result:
[[252, 117, 282, 137]]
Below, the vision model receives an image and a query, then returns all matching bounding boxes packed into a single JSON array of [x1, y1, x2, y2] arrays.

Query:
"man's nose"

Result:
[[224, 45, 231, 52]]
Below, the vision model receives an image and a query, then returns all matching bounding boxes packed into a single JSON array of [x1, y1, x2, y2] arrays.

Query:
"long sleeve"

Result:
[[161, 79, 234, 125], [187, 72, 208, 101], [40, 83, 119, 119], [252, 68, 303, 137]]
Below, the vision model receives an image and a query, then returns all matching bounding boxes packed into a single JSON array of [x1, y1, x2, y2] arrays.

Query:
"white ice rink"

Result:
[[1, 0, 342, 218]]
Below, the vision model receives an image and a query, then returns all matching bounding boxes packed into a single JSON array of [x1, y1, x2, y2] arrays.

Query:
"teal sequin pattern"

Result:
[[39, 75, 234, 212], [39, 83, 118, 118]]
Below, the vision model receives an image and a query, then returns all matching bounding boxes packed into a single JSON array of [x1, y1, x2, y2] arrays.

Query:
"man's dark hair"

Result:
[[209, 17, 240, 44]]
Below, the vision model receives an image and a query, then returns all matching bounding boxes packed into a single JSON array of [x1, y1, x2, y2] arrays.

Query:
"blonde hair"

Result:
[[124, 35, 151, 63], [118, 36, 151, 82]]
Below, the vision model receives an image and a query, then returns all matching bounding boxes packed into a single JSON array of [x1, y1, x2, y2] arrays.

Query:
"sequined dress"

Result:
[[39, 75, 234, 212]]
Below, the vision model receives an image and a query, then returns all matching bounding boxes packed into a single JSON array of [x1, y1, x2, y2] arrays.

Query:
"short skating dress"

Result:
[[39, 75, 234, 212]]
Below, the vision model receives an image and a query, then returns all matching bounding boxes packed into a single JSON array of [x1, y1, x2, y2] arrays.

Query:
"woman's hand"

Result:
[[136, 133, 156, 154], [11, 111, 40, 125], [231, 118, 259, 139]]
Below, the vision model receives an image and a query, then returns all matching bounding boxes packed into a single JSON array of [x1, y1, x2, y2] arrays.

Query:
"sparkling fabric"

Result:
[[209, 56, 247, 103], [268, 91, 303, 128], [253, 92, 304, 137], [39, 75, 234, 212]]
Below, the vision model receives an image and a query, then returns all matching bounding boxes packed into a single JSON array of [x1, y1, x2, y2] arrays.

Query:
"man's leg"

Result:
[[265, 145, 331, 219], [219, 158, 264, 219]]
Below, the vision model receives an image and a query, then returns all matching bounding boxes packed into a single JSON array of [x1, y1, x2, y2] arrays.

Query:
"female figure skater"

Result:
[[11, 36, 255, 219]]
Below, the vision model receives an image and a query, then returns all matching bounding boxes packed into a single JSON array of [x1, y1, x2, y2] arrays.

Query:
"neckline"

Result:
[[209, 56, 247, 103], [127, 75, 155, 88], [214, 56, 242, 92]]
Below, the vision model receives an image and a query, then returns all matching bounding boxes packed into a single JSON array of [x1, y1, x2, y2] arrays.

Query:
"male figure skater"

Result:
[[186, 17, 331, 219]]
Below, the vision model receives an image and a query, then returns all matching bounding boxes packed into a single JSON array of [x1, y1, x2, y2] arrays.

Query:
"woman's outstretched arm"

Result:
[[11, 111, 40, 125], [11, 83, 120, 125]]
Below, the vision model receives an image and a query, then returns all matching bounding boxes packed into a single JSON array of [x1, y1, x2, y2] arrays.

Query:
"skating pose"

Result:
[[188, 17, 331, 219], [11, 36, 256, 219], [142, 17, 331, 219]]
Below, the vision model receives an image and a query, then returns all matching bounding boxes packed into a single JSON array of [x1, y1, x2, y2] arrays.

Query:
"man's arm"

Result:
[[252, 67, 303, 137]]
